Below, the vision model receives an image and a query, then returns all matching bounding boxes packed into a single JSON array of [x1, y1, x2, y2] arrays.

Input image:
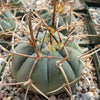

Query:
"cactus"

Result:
[[0, 11, 15, 39], [11, 1, 83, 97], [12, 30, 83, 95]]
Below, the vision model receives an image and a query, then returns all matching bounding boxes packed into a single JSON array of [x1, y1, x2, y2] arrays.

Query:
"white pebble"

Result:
[[86, 92, 94, 97], [49, 95, 56, 100], [76, 86, 82, 92], [89, 8, 96, 13]]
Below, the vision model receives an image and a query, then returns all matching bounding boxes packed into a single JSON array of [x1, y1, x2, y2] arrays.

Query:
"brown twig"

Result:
[[28, 10, 39, 57], [51, 0, 56, 29], [57, 32, 62, 43], [40, 32, 47, 53], [0, 45, 36, 59], [36, 12, 51, 32], [49, 32, 59, 44], [57, 50, 71, 66], [31, 83, 50, 100], [79, 45, 100, 59], [35, 27, 41, 40], [8, 56, 13, 73], [56, 64, 72, 97], [28, 58, 39, 80], [24, 82, 31, 100], [3, 81, 27, 86]]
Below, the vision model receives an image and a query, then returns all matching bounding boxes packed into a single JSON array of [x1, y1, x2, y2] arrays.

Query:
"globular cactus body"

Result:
[[12, 32, 83, 95]]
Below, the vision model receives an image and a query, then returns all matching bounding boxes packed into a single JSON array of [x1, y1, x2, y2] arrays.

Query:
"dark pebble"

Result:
[[72, 87, 77, 94], [82, 87, 87, 93]]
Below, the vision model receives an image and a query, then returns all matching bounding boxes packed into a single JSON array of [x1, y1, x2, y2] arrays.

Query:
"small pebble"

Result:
[[71, 95, 76, 100], [76, 86, 82, 92], [86, 92, 94, 97], [0, 92, 4, 99], [14, 91, 20, 96], [4, 91, 8, 97], [8, 96, 13, 100], [79, 93, 89, 100], [79, 81, 83, 87], [90, 97, 95, 100], [82, 87, 87, 93], [21, 93, 25, 98], [15, 96, 23, 100], [49, 95, 56, 100], [13, 87, 17, 91], [89, 8, 95, 13], [93, 91, 99, 99], [3, 97, 8, 100], [9, 91, 14, 96], [89, 86, 96, 92]]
